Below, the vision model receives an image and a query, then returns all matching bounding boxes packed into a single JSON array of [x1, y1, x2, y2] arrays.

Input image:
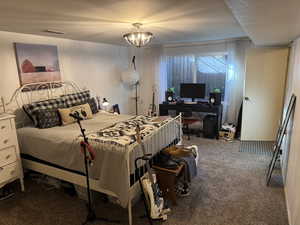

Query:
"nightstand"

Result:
[[153, 164, 184, 205], [0, 114, 24, 191]]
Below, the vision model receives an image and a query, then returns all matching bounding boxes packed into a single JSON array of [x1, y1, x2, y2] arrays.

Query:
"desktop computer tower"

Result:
[[203, 115, 217, 138]]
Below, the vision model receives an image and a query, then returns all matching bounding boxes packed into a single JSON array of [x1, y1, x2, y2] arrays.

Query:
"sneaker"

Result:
[[175, 185, 191, 197], [0, 187, 15, 201], [178, 188, 190, 197]]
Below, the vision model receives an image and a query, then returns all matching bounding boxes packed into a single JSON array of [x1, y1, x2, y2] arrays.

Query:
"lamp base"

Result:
[[82, 208, 119, 225]]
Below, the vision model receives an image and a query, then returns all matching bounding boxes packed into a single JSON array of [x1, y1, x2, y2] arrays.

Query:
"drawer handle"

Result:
[[0, 167, 3, 172], [1, 125, 5, 130], [3, 139, 8, 144], [10, 170, 15, 175], [6, 154, 11, 159]]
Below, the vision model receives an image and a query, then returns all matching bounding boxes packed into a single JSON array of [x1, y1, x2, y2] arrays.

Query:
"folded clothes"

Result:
[[172, 155, 197, 182], [162, 145, 198, 182]]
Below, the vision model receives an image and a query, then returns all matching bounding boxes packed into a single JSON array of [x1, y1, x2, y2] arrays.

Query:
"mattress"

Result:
[[17, 112, 180, 207]]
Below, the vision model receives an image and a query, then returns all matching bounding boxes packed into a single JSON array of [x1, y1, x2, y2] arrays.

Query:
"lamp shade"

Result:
[[121, 68, 139, 86], [102, 98, 109, 106]]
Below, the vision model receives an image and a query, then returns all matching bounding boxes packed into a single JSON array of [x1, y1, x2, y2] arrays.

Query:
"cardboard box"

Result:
[[219, 130, 235, 140]]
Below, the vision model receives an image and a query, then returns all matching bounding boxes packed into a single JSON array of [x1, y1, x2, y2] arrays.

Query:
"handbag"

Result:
[[155, 152, 180, 169], [163, 146, 195, 158]]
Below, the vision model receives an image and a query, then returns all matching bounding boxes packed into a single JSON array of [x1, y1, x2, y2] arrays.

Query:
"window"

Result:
[[166, 56, 194, 97], [166, 55, 227, 100]]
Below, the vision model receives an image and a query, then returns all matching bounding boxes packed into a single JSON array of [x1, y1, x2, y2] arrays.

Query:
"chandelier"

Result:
[[123, 23, 153, 48]]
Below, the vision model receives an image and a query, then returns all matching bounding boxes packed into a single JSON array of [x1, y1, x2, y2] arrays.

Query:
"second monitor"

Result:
[[180, 83, 206, 102]]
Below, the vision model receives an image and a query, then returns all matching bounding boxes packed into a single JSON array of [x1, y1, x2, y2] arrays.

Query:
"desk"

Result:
[[159, 103, 223, 138]]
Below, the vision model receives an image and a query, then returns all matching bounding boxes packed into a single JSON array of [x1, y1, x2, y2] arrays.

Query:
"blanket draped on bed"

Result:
[[86, 115, 172, 148]]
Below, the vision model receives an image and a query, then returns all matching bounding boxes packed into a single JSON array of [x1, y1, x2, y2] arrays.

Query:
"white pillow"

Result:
[[58, 103, 93, 125]]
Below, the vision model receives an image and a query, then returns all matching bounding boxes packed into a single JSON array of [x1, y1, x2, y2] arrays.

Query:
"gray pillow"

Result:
[[35, 108, 61, 129], [61, 90, 90, 107], [23, 98, 65, 127], [88, 98, 99, 114]]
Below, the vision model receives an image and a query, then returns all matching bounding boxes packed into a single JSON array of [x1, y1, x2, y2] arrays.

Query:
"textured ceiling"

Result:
[[0, 0, 246, 45], [225, 0, 300, 46]]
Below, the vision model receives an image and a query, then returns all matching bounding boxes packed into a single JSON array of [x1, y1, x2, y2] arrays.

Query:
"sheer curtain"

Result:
[[166, 55, 195, 97], [157, 55, 168, 103], [223, 40, 251, 124]]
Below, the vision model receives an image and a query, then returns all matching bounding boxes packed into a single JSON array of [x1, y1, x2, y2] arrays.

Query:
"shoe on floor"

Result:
[[178, 188, 190, 197], [0, 187, 15, 201], [175, 185, 191, 197]]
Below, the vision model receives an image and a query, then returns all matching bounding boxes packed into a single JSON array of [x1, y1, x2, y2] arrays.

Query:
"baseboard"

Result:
[[280, 156, 292, 225], [284, 182, 292, 225]]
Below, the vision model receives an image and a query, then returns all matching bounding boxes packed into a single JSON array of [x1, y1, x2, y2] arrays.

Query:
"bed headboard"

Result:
[[8, 81, 82, 107], [2, 81, 84, 127]]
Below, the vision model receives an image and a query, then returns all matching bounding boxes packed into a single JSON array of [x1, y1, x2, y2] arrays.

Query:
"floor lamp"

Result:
[[134, 81, 139, 115], [70, 111, 119, 225], [121, 55, 140, 115]]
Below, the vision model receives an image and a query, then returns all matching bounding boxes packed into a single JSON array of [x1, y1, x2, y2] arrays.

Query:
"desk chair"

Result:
[[180, 109, 198, 140], [112, 104, 120, 114]]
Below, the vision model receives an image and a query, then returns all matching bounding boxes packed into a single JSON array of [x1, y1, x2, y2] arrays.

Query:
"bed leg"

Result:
[[20, 177, 25, 192], [128, 199, 133, 225]]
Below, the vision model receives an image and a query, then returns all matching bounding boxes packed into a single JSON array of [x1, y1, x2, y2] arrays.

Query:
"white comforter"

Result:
[[17, 112, 179, 207]]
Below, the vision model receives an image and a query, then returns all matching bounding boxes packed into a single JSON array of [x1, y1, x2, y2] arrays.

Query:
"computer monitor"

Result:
[[180, 83, 206, 101]]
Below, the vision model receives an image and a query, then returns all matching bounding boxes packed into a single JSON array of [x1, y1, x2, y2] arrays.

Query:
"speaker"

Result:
[[165, 91, 175, 102], [209, 93, 221, 105]]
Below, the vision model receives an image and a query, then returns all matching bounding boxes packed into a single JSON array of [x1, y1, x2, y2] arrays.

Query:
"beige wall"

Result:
[[282, 38, 300, 225], [0, 31, 134, 114]]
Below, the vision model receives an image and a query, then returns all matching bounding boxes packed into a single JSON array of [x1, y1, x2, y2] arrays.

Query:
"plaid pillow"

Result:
[[61, 90, 90, 107], [23, 98, 65, 126], [35, 108, 61, 129], [87, 98, 99, 114]]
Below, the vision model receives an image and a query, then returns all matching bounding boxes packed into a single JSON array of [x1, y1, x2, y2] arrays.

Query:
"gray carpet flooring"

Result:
[[240, 141, 275, 156], [0, 138, 289, 225]]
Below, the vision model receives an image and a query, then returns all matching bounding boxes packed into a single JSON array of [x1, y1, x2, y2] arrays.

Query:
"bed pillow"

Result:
[[35, 108, 61, 129], [61, 90, 90, 107], [58, 103, 93, 125], [23, 98, 66, 127], [87, 98, 99, 114]]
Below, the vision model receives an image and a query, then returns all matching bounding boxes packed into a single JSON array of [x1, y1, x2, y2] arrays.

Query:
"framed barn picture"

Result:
[[14, 43, 61, 87]]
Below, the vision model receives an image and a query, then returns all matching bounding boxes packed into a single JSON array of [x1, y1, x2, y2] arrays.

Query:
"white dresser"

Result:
[[0, 114, 24, 191]]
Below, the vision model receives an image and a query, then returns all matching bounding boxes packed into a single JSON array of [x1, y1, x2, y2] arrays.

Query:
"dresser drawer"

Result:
[[0, 163, 19, 184], [0, 132, 14, 149], [0, 119, 11, 134], [0, 147, 16, 167]]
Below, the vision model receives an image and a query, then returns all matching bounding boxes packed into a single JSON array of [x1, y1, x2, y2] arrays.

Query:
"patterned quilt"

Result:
[[86, 115, 172, 147]]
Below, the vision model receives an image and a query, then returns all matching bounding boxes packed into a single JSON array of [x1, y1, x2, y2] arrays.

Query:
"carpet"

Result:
[[239, 140, 275, 156], [0, 138, 288, 225]]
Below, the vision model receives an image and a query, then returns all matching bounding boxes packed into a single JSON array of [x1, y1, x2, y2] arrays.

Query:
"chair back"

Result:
[[180, 108, 193, 118], [112, 104, 120, 114]]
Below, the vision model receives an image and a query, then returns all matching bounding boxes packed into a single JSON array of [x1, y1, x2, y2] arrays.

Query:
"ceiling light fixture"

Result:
[[123, 23, 153, 48]]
